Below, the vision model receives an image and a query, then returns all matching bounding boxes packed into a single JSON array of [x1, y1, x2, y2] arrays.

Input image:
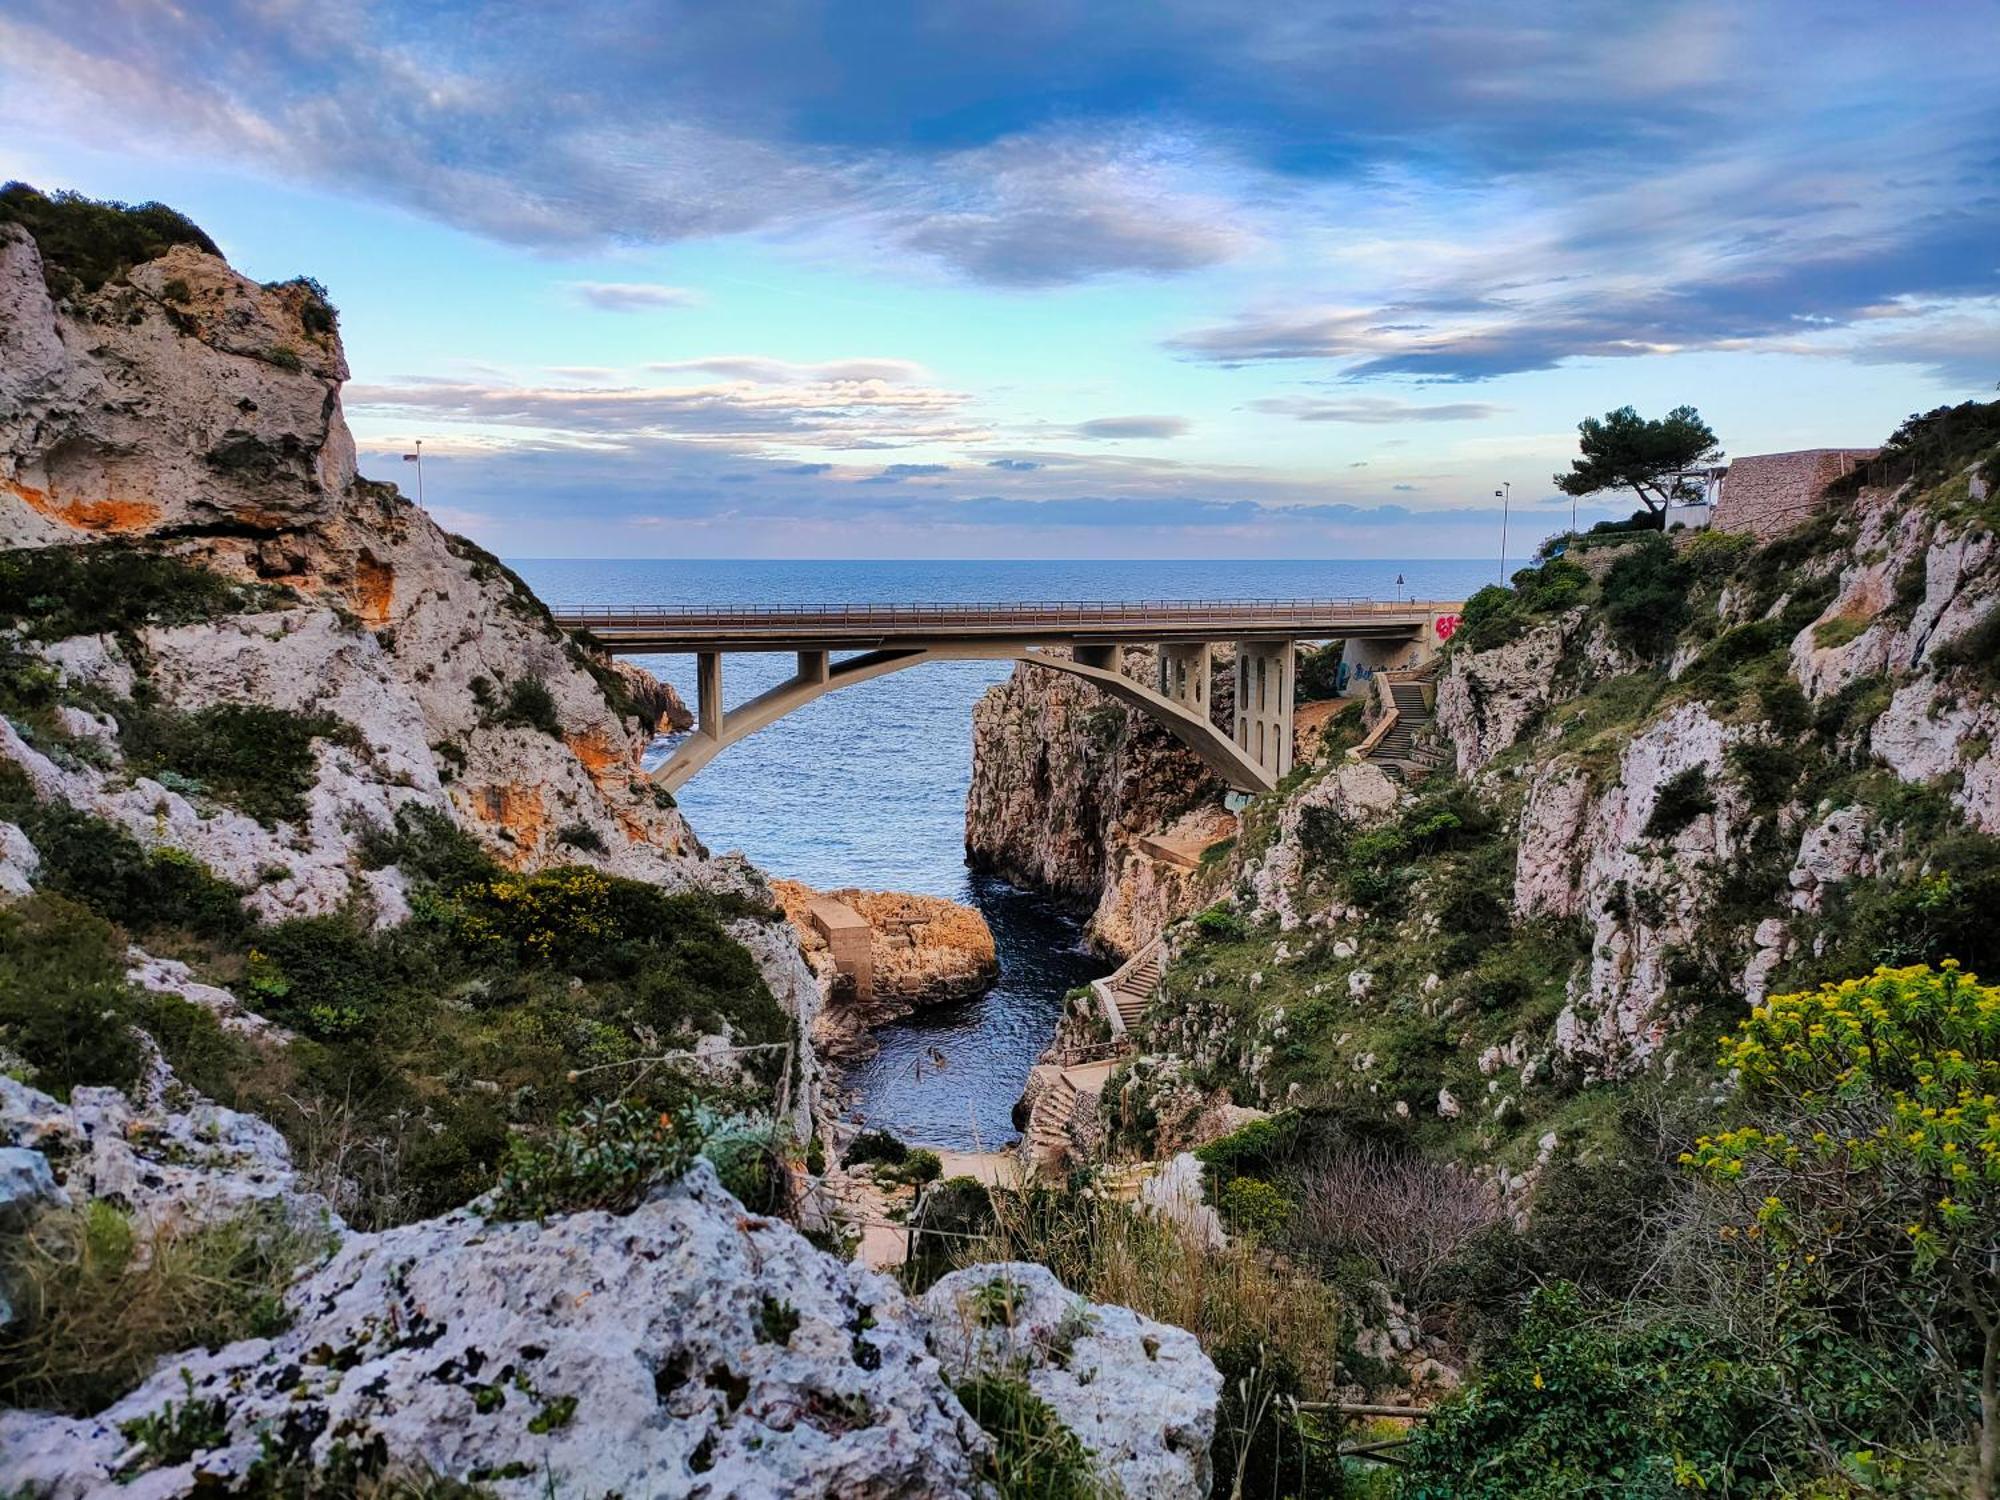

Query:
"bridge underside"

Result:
[[647, 633, 1420, 795]]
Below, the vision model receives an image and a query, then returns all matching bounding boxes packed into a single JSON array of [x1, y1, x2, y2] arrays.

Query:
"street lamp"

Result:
[[1495, 483, 1512, 582], [402, 439, 425, 508]]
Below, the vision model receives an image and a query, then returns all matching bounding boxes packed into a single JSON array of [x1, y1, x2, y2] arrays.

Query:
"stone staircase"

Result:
[[1024, 1068, 1083, 1165], [1090, 935, 1166, 1035], [1360, 668, 1445, 784]]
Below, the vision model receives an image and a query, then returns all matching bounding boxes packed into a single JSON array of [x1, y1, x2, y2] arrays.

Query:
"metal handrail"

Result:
[[553, 596, 1458, 624]]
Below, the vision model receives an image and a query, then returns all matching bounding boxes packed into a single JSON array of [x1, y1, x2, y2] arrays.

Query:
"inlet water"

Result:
[[514, 558, 1494, 1147]]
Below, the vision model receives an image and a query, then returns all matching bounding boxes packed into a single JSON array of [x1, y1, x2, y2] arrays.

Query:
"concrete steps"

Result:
[[1111, 949, 1162, 1026], [1025, 1071, 1081, 1164]]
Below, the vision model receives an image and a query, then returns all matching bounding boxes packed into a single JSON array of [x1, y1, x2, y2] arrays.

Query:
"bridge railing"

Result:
[[552, 597, 1458, 626]]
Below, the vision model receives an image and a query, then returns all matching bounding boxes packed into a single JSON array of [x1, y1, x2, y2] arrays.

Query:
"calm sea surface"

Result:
[[513, 559, 1494, 1147]]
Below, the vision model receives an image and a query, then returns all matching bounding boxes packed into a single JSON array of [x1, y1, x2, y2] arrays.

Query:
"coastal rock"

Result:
[[922, 1261, 1223, 1500], [772, 879, 997, 1058], [966, 648, 1231, 955], [609, 656, 694, 732], [0, 1163, 988, 1500]]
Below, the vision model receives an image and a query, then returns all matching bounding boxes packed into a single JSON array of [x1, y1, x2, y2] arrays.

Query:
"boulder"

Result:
[[922, 1261, 1222, 1500]]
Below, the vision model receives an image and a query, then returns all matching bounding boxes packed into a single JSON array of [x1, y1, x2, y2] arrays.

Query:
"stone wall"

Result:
[[1711, 448, 1876, 542]]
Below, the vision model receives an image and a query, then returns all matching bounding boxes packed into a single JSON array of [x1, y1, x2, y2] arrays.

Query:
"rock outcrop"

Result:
[[966, 648, 1232, 955], [1, 1162, 989, 1499], [772, 879, 998, 1057], [0, 223, 706, 890], [923, 1261, 1222, 1500]]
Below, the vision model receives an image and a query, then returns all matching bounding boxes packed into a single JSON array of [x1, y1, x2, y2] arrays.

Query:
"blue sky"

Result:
[[3, 1, 1994, 559]]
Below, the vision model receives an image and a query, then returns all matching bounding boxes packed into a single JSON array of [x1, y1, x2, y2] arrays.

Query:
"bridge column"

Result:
[[797, 650, 829, 686], [1156, 642, 1211, 717], [1233, 639, 1296, 783], [696, 651, 723, 741], [1073, 643, 1122, 672]]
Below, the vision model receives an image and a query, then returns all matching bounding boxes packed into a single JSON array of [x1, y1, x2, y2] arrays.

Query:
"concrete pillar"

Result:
[[1233, 639, 1296, 782], [796, 649, 829, 685], [1074, 643, 1122, 672], [1156, 642, 1211, 716], [696, 651, 723, 740]]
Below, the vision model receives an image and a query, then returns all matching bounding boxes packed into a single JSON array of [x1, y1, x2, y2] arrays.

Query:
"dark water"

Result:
[[513, 558, 1493, 1147]]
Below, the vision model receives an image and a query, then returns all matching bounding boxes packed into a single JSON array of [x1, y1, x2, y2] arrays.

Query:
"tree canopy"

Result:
[[1554, 405, 1723, 514]]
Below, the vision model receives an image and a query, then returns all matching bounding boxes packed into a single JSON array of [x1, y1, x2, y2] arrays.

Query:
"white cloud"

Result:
[[570, 282, 702, 311]]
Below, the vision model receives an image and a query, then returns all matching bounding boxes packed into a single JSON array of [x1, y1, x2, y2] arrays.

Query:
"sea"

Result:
[[513, 558, 1495, 1148]]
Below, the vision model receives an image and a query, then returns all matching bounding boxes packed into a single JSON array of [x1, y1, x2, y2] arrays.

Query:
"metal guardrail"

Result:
[[553, 597, 1457, 628]]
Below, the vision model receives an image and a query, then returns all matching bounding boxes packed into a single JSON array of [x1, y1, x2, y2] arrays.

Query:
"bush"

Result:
[[0, 181, 219, 296], [487, 1100, 704, 1221], [1291, 1140, 1501, 1300], [0, 544, 276, 641], [844, 1128, 910, 1168], [1193, 904, 1248, 942], [0, 1201, 325, 1415], [357, 804, 495, 891], [1454, 584, 1523, 652], [120, 702, 347, 826], [0, 893, 147, 1095], [492, 676, 562, 737], [1600, 535, 1692, 660], [1217, 1176, 1293, 1239], [246, 916, 394, 1039], [1295, 642, 1346, 703], [1642, 765, 1714, 840], [0, 795, 247, 940], [906, 1176, 996, 1290]]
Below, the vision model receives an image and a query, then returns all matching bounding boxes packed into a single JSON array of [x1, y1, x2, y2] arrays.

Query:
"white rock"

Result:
[[0, 820, 37, 898], [1137, 1152, 1227, 1251], [1, 1163, 987, 1500], [923, 1262, 1222, 1500], [0, 1145, 64, 1229]]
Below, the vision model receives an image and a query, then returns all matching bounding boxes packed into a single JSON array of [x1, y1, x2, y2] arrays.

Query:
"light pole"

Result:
[[403, 439, 425, 507], [1495, 483, 1512, 582]]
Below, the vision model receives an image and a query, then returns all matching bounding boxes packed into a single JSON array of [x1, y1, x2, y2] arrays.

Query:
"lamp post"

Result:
[[402, 439, 425, 508], [1495, 483, 1512, 582]]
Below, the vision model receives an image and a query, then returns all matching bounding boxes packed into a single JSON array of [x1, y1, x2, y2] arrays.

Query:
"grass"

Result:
[[953, 1374, 1104, 1499], [0, 1200, 328, 1415], [120, 702, 351, 826]]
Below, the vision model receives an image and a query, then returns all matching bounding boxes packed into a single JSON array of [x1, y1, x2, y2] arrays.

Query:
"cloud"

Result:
[[864, 463, 952, 483], [987, 457, 1041, 471], [646, 356, 930, 384], [1072, 416, 1191, 440], [570, 281, 701, 311], [1252, 396, 1505, 423], [1392, 483, 1418, 491], [345, 364, 981, 449], [774, 461, 833, 476]]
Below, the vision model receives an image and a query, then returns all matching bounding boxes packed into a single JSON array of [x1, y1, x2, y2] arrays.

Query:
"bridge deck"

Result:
[[553, 597, 1455, 651]]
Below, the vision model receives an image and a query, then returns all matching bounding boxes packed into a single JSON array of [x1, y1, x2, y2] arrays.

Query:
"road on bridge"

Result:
[[551, 596, 1460, 652]]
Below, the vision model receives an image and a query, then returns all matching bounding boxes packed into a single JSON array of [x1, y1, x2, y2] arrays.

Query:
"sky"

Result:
[[2, 1, 1995, 560]]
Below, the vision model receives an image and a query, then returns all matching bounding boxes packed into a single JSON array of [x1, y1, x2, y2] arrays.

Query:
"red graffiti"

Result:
[[1434, 613, 1461, 640]]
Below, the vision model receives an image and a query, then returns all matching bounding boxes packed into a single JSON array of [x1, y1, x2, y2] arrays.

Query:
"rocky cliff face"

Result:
[[966, 648, 1233, 955], [0, 225, 707, 891]]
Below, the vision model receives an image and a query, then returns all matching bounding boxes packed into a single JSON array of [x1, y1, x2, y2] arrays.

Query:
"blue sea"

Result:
[[513, 559, 1493, 1146]]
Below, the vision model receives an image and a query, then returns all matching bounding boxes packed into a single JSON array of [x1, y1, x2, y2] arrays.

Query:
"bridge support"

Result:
[[1156, 642, 1212, 718], [1073, 643, 1122, 671], [1234, 639, 1296, 782]]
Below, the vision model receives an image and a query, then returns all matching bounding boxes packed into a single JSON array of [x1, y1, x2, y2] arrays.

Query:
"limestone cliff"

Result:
[[965, 647, 1234, 955], [0, 222, 708, 891]]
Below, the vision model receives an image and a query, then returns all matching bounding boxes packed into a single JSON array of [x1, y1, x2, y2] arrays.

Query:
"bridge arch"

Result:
[[653, 644, 1276, 795]]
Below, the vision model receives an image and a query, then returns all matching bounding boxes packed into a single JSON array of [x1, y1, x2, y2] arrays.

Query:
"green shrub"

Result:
[[1295, 642, 1346, 703], [357, 804, 496, 891], [1217, 1176, 1293, 1239], [0, 893, 147, 1095], [953, 1374, 1100, 1500], [1931, 607, 2000, 689], [118, 1369, 230, 1476], [0, 796, 246, 940], [0, 182, 218, 296], [1679, 528, 1754, 581], [1642, 766, 1714, 840], [246, 916, 393, 1039], [702, 1121, 794, 1216], [1454, 584, 1524, 652], [844, 1128, 910, 1168], [1401, 1285, 1923, 1499], [492, 676, 562, 738], [1208, 1337, 1342, 1500], [1787, 832, 2000, 986], [1196, 1112, 1305, 1179], [0, 544, 278, 641], [906, 1177, 996, 1290], [1600, 535, 1692, 660], [121, 702, 347, 826], [1193, 904, 1248, 942], [1728, 741, 1804, 811], [486, 1100, 704, 1221]]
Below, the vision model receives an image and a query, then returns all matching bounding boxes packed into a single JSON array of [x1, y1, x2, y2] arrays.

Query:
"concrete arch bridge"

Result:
[[552, 598, 1464, 796]]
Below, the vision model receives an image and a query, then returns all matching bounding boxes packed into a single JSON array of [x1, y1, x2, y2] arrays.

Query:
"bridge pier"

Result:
[[1073, 643, 1122, 671], [1156, 642, 1212, 717], [696, 651, 723, 740], [1233, 639, 1296, 782]]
